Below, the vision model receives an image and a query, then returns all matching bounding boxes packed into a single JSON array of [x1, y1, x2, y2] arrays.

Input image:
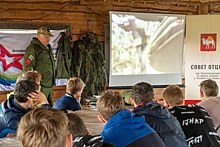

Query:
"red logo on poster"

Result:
[[0, 44, 24, 71], [201, 34, 216, 51]]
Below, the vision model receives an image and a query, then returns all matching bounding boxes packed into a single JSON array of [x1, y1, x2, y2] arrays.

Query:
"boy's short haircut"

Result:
[[67, 113, 87, 140], [200, 79, 219, 97], [14, 80, 39, 103], [66, 77, 86, 94], [17, 71, 42, 83], [17, 108, 69, 147], [163, 85, 184, 106], [97, 90, 126, 121], [132, 82, 154, 105]]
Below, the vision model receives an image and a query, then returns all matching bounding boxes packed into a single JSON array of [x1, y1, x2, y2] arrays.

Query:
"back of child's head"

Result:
[[17, 108, 69, 147], [16, 71, 41, 84], [132, 82, 154, 105], [97, 90, 126, 121], [200, 79, 219, 97], [163, 85, 184, 107], [66, 77, 86, 95], [66, 113, 87, 140], [14, 80, 39, 103]]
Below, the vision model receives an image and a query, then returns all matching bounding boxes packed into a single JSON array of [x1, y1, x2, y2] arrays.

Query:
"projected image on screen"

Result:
[[109, 11, 185, 87]]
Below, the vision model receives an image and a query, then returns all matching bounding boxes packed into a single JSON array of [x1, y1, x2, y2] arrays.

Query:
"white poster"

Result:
[[0, 29, 64, 91], [185, 15, 220, 100]]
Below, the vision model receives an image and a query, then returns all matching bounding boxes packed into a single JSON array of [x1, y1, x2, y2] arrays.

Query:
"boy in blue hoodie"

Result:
[[96, 90, 165, 147]]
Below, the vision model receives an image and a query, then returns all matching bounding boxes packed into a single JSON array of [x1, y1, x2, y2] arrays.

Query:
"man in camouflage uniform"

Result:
[[23, 26, 55, 106]]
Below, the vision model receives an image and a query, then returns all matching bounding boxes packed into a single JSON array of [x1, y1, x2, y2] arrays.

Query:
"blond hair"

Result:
[[200, 79, 219, 97], [163, 85, 184, 107], [97, 90, 126, 121], [66, 77, 86, 94], [17, 108, 69, 147]]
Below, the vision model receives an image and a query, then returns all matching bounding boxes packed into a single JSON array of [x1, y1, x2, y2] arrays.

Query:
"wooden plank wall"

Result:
[[0, 0, 220, 103], [0, 0, 220, 43]]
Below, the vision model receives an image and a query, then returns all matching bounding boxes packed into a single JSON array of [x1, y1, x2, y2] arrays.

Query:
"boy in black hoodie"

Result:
[[163, 85, 220, 147]]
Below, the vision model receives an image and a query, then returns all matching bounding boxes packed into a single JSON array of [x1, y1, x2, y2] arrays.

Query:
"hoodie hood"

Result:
[[0, 95, 30, 131], [132, 101, 171, 119], [1, 95, 29, 115], [101, 109, 155, 147]]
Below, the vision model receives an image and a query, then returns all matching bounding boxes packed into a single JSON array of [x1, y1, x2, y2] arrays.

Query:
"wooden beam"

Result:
[[0, 0, 76, 2], [198, 4, 208, 14]]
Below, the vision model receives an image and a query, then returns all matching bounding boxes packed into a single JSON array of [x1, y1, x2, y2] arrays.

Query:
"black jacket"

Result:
[[73, 135, 115, 147], [170, 105, 220, 147], [126, 133, 166, 147], [73, 134, 165, 147]]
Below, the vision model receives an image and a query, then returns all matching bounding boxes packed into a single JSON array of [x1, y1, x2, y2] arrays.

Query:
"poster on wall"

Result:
[[185, 15, 220, 101], [0, 29, 65, 91]]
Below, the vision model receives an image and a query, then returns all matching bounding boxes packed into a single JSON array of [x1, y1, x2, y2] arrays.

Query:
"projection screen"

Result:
[[109, 11, 186, 87]]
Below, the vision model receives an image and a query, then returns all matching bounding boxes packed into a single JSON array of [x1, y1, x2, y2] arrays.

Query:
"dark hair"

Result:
[[66, 113, 87, 140], [132, 82, 154, 105], [14, 80, 39, 103]]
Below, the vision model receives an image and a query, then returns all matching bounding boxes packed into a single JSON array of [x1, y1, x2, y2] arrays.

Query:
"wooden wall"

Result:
[[0, 0, 220, 44]]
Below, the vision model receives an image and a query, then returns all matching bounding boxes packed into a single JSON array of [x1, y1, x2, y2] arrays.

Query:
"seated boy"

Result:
[[67, 113, 114, 147], [163, 85, 220, 147], [0, 71, 46, 138], [131, 82, 188, 147], [0, 80, 49, 135], [96, 90, 166, 147], [53, 77, 86, 111], [17, 107, 72, 147]]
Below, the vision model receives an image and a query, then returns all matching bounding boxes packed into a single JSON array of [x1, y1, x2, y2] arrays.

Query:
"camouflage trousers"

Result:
[[41, 86, 53, 106]]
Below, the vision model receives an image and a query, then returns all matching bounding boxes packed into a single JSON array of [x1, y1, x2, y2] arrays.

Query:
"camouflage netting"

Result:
[[71, 31, 108, 103]]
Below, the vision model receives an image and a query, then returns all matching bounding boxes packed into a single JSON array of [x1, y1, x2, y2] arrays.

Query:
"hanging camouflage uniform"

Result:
[[55, 32, 72, 78], [72, 31, 108, 103]]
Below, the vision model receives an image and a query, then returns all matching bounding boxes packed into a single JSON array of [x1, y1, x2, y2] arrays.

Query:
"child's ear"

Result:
[[200, 90, 204, 97], [98, 114, 107, 124], [130, 97, 134, 105], [66, 134, 72, 147], [152, 97, 156, 102], [163, 99, 171, 108]]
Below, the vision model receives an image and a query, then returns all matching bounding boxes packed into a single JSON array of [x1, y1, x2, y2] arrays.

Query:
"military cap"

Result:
[[37, 26, 53, 37]]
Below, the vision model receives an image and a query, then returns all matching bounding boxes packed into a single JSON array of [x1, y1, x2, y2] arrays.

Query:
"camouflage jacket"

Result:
[[55, 32, 72, 78]]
